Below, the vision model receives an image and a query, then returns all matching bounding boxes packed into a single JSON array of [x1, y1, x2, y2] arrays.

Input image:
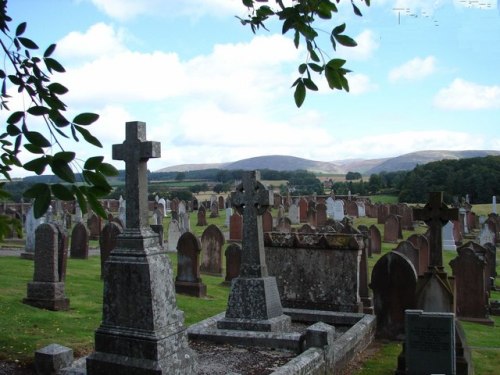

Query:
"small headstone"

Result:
[[287, 203, 300, 224], [99, 221, 123, 279], [326, 197, 335, 218], [405, 310, 456, 375], [167, 220, 181, 252], [35, 344, 73, 375], [22, 205, 45, 258], [87, 213, 101, 240], [223, 243, 242, 286], [209, 200, 219, 218], [393, 240, 421, 275], [369, 224, 381, 254], [70, 222, 89, 259], [196, 205, 207, 226], [298, 197, 308, 223], [333, 200, 344, 221], [199, 224, 225, 276], [178, 212, 191, 233], [218, 195, 225, 210], [442, 220, 457, 251], [383, 214, 399, 243], [229, 212, 243, 241], [345, 200, 358, 217], [262, 210, 273, 232], [276, 217, 292, 233], [175, 232, 207, 298], [407, 234, 430, 273], [316, 203, 327, 227], [225, 207, 232, 227]]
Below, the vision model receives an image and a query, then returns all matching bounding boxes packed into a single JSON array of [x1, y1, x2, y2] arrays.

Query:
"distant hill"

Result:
[[155, 150, 500, 175]]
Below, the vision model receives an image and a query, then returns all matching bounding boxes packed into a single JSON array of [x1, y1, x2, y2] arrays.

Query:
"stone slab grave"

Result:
[[86, 121, 196, 374], [188, 171, 376, 374]]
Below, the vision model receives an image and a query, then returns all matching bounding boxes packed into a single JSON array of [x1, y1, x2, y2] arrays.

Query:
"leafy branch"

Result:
[[238, 0, 370, 107]]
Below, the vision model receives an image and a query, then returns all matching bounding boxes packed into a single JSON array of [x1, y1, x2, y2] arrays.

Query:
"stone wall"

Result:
[[264, 232, 364, 313]]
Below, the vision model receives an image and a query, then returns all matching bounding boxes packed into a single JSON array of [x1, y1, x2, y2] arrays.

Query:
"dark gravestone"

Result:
[[400, 204, 414, 230], [175, 232, 206, 298], [87, 213, 101, 240], [298, 197, 308, 223], [370, 251, 417, 339], [98, 221, 123, 279], [218, 171, 291, 332], [377, 204, 389, 224], [70, 222, 89, 259], [223, 243, 242, 286], [345, 200, 358, 217], [23, 223, 70, 311], [196, 205, 207, 226], [450, 243, 493, 325], [482, 242, 498, 290], [87, 121, 196, 374], [393, 240, 421, 276], [218, 195, 225, 210], [407, 234, 430, 275], [405, 310, 456, 375], [383, 214, 399, 243], [307, 202, 317, 227], [276, 217, 292, 233], [316, 203, 327, 227], [200, 224, 225, 276], [369, 224, 381, 254], [209, 200, 219, 218], [262, 210, 273, 233], [229, 212, 243, 241]]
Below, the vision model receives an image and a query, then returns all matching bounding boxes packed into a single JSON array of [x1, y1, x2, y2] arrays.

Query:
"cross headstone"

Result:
[[413, 192, 458, 269]]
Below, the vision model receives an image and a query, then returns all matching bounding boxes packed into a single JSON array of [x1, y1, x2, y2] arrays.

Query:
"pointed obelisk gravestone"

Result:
[[217, 171, 291, 332], [86, 121, 196, 374], [413, 192, 458, 313]]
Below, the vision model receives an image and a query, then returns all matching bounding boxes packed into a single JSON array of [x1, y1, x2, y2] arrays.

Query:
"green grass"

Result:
[[367, 195, 399, 204]]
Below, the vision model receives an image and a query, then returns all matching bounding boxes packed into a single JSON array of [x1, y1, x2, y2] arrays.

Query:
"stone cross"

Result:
[[413, 192, 458, 268], [231, 170, 273, 277], [112, 121, 160, 230]]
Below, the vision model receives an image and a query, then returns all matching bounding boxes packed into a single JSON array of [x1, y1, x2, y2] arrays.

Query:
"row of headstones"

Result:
[[371, 239, 497, 339]]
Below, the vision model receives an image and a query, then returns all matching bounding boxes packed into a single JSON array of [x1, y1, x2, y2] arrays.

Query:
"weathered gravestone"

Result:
[[217, 171, 291, 332], [223, 243, 242, 286], [370, 251, 417, 339], [276, 217, 292, 233], [443, 220, 457, 251], [298, 197, 308, 223], [407, 233, 430, 275], [98, 221, 123, 279], [229, 212, 243, 241], [209, 200, 219, 218], [413, 192, 458, 313], [405, 310, 456, 375], [383, 214, 400, 243], [21, 205, 45, 259], [196, 205, 207, 226], [200, 224, 225, 276], [316, 202, 327, 227], [287, 203, 300, 224], [369, 224, 381, 254], [393, 240, 421, 276], [333, 199, 344, 221], [225, 207, 232, 227], [326, 197, 335, 218], [86, 121, 196, 374], [167, 219, 181, 252], [23, 223, 70, 311], [175, 231, 206, 298], [345, 200, 358, 217], [70, 222, 89, 259], [262, 209, 273, 232], [87, 213, 101, 240], [450, 243, 493, 325]]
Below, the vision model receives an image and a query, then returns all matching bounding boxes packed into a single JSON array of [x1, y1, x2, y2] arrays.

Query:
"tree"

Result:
[[0, 1, 117, 233], [345, 171, 361, 180], [175, 172, 186, 181], [238, 0, 370, 106]]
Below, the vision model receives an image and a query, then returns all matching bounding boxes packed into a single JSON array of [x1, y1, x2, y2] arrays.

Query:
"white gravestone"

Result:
[[442, 220, 457, 251], [333, 200, 344, 221]]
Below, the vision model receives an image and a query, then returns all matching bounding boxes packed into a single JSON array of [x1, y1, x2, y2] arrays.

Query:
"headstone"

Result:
[[167, 220, 181, 252], [22, 205, 45, 259], [370, 251, 417, 339], [87, 121, 196, 374], [223, 243, 242, 286], [492, 195, 497, 214], [442, 220, 457, 251], [345, 200, 358, 217], [450, 243, 493, 325], [333, 200, 344, 221], [356, 201, 366, 217], [277, 204, 285, 222], [383, 214, 399, 243], [218, 195, 225, 210], [326, 197, 335, 218], [118, 198, 126, 228], [276, 217, 292, 233], [217, 170, 291, 332], [196, 205, 207, 226], [407, 234, 430, 274], [178, 212, 190, 233], [298, 197, 308, 223], [224, 207, 232, 227], [262, 210, 273, 232], [70, 222, 89, 259], [175, 231, 207, 298], [287, 203, 300, 224], [158, 198, 167, 217], [393, 240, 421, 276], [229, 212, 243, 241], [150, 224, 164, 249], [316, 203, 327, 227], [369, 224, 381, 254], [209, 200, 219, 218], [23, 223, 70, 310], [199, 224, 225, 276], [478, 224, 495, 246], [405, 310, 456, 375], [98, 221, 123, 279], [87, 213, 101, 240], [35, 344, 74, 375]]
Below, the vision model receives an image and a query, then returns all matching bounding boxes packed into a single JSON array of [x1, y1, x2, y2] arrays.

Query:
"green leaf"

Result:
[[333, 23, 346, 35], [44, 44, 56, 58], [72, 186, 87, 215], [48, 82, 68, 95], [33, 188, 51, 219], [23, 182, 49, 200], [352, 3, 362, 17], [8, 74, 22, 85], [308, 63, 324, 73], [27, 106, 51, 116], [86, 190, 107, 219], [24, 131, 51, 148], [335, 34, 357, 47], [303, 78, 318, 91], [242, 0, 253, 7], [74, 125, 102, 147], [23, 157, 48, 175], [7, 111, 24, 125], [53, 151, 75, 163], [84, 156, 104, 170], [327, 59, 346, 69], [83, 170, 111, 191], [51, 183, 74, 201], [6, 124, 21, 136], [293, 30, 300, 49], [325, 66, 342, 90], [317, 3, 332, 19], [294, 80, 306, 108], [44, 57, 65, 73], [298, 63, 307, 74], [15, 22, 26, 36], [18, 37, 38, 50], [309, 49, 320, 62], [51, 159, 75, 183], [24, 143, 44, 154], [72, 112, 99, 126], [97, 162, 119, 177]]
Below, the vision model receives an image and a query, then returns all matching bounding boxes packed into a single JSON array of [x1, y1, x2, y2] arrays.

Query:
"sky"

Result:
[[4, 0, 500, 176]]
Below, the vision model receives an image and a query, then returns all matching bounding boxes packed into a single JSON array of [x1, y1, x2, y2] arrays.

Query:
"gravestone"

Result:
[[118, 198, 126, 228], [383, 214, 400, 243], [167, 219, 181, 252], [277, 204, 285, 222], [393, 240, 421, 276], [442, 220, 457, 251], [407, 234, 430, 274], [158, 198, 167, 217], [86, 121, 196, 374], [209, 200, 219, 218], [98, 221, 123, 279], [333, 200, 344, 221], [369, 224, 381, 254], [225, 207, 232, 227], [287, 203, 300, 224], [377, 204, 389, 224], [218, 195, 225, 210], [199, 224, 225, 276], [229, 212, 243, 241], [298, 197, 308, 223], [277, 217, 292, 233], [196, 205, 207, 226], [307, 201, 317, 227], [22, 205, 45, 259], [326, 197, 335, 218], [345, 200, 358, 217], [150, 224, 164, 249], [316, 203, 327, 227], [87, 213, 101, 240], [478, 224, 494, 246], [370, 251, 417, 339], [175, 232, 206, 298], [413, 192, 458, 313], [223, 243, 242, 286], [405, 310, 456, 375], [178, 212, 190, 233], [262, 210, 273, 232], [23, 223, 70, 311], [356, 201, 366, 217], [70, 222, 89, 259], [217, 171, 291, 332]]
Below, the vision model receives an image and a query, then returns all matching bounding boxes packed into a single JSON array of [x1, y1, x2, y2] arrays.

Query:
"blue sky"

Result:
[[5, 0, 500, 176]]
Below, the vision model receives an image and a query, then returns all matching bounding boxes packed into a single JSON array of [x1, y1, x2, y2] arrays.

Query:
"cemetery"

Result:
[[0, 124, 498, 374]]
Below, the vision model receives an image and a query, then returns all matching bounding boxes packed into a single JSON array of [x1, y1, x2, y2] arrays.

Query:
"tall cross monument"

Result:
[[217, 171, 291, 332], [87, 121, 196, 374]]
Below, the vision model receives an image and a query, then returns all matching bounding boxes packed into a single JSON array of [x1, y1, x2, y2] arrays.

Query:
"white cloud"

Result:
[[347, 73, 378, 94], [89, 0, 161, 21], [338, 30, 379, 61], [389, 56, 436, 82], [434, 78, 500, 110]]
